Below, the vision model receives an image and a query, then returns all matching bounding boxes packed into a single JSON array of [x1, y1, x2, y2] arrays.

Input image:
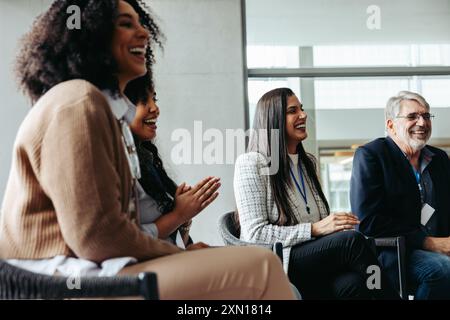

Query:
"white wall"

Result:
[[149, 0, 246, 245], [0, 0, 246, 245], [247, 0, 450, 46], [0, 0, 51, 198]]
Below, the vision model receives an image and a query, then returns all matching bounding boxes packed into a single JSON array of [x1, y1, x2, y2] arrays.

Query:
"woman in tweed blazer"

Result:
[[234, 88, 399, 300]]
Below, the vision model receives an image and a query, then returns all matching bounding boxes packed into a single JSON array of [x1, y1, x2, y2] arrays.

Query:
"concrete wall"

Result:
[[149, 0, 246, 244], [0, 0, 51, 198]]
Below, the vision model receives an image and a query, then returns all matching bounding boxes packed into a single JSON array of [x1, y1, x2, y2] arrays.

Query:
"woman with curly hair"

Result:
[[124, 85, 206, 248], [0, 0, 295, 299]]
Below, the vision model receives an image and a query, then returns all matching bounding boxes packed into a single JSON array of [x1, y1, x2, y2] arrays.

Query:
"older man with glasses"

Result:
[[350, 91, 450, 300]]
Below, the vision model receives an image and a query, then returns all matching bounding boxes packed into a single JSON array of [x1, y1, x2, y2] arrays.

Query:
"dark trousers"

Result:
[[287, 230, 400, 300]]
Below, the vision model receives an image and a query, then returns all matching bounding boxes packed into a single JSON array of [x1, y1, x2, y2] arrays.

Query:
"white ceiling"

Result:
[[246, 0, 450, 46]]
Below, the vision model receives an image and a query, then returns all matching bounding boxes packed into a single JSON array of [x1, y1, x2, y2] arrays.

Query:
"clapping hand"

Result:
[[173, 176, 221, 222]]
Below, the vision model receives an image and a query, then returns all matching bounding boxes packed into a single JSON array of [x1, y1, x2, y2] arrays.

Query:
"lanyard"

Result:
[[411, 166, 425, 205], [289, 162, 310, 214]]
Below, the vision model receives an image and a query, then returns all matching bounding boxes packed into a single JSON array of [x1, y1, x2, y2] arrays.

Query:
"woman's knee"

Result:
[[331, 272, 370, 299], [236, 246, 282, 268], [218, 246, 294, 299], [343, 230, 367, 242], [331, 230, 368, 247]]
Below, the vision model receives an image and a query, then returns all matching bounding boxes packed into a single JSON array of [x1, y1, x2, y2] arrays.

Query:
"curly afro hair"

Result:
[[15, 0, 163, 104]]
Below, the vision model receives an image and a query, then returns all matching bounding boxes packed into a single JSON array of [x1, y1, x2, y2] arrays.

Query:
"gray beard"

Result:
[[397, 131, 429, 152], [408, 139, 427, 152]]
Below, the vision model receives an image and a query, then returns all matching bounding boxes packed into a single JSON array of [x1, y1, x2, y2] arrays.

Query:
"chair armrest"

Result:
[[373, 237, 400, 247], [272, 242, 283, 262], [0, 260, 159, 300], [371, 236, 407, 299], [53, 273, 158, 299], [58, 273, 159, 300], [138, 272, 159, 300], [57, 272, 159, 300]]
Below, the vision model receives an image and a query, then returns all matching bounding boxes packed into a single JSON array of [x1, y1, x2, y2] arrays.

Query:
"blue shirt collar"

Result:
[[400, 145, 435, 173]]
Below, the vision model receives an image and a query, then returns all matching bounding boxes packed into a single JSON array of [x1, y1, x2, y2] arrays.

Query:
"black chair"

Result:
[[368, 236, 408, 299], [218, 211, 302, 299], [0, 259, 159, 300], [218, 211, 284, 262]]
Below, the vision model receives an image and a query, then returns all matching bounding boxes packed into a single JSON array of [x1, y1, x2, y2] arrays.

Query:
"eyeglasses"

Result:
[[395, 112, 435, 121]]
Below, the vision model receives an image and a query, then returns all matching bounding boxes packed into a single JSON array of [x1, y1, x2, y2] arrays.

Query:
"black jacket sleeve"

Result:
[[350, 146, 427, 249]]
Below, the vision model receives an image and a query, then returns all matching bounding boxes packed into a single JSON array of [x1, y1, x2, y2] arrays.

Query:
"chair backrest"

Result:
[[218, 211, 274, 249], [219, 211, 252, 246], [0, 259, 157, 299], [370, 236, 408, 299], [218, 212, 298, 298]]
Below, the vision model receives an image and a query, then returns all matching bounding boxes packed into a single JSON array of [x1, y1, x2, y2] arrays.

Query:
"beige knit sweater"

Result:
[[0, 80, 181, 263]]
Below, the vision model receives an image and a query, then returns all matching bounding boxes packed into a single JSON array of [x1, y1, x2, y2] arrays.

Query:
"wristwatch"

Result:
[[179, 219, 192, 233]]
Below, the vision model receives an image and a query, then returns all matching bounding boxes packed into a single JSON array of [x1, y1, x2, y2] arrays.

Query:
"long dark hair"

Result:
[[134, 138, 178, 214], [15, 0, 163, 104], [245, 87, 329, 226]]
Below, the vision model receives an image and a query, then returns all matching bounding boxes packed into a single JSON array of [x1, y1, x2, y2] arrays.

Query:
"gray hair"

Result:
[[385, 91, 430, 122]]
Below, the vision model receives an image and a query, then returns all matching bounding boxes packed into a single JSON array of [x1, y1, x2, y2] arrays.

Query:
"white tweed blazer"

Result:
[[233, 152, 329, 272]]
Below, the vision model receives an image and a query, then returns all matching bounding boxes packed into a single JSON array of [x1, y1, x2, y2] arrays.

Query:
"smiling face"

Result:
[[111, 0, 150, 91], [388, 99, 432, 152], [130, 91, 159, 141], [285, 94, 307, 153]]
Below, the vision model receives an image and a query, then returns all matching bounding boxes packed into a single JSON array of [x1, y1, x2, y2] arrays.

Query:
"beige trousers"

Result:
[[119, 246, 295, 300]]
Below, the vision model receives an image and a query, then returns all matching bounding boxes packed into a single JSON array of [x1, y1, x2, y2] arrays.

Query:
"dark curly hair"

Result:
[[126, 77, 178, 215], [15, 0, 164, 104]]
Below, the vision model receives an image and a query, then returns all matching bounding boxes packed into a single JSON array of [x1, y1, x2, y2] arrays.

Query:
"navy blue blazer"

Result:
[[350, 137, 450, 250]]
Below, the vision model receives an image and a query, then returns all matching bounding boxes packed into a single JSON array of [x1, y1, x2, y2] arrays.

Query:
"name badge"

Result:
[[421, 203, 435, 226]]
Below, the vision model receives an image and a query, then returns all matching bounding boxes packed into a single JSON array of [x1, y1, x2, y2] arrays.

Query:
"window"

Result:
[[314, 44, 450, 67], [245, 0, 450, 199], [314, 77, 411, 109], [314, 76, 450, 110], [247, 46, 299, 68], [248, 78, 300, 128], [320, 151, 354, 212], [421, 77, 450, 107], [314, 45, 411, 67]]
